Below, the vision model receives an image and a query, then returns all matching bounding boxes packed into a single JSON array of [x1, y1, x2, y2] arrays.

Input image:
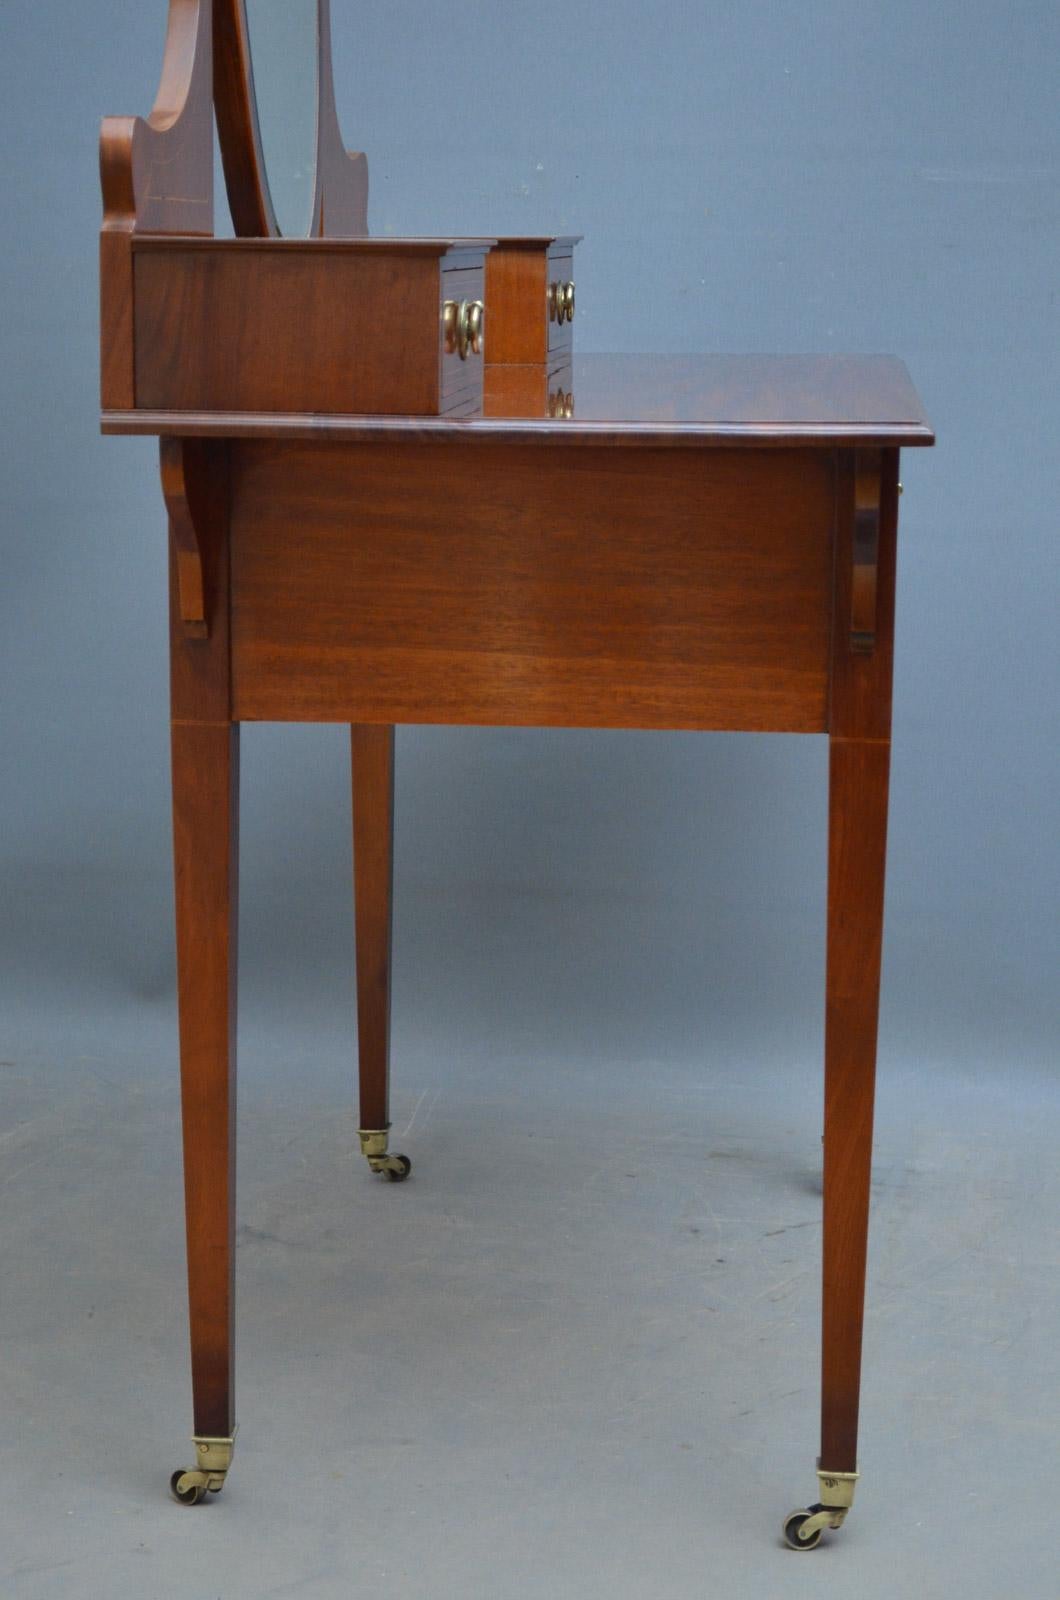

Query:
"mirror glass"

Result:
[[244, 0, 319, 236]]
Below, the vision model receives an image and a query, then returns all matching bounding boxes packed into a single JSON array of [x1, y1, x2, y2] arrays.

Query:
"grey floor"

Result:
[[2, 874, 1058, 1600]]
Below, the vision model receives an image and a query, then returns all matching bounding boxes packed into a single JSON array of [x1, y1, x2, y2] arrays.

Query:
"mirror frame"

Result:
[[214, 0, 368, 238]]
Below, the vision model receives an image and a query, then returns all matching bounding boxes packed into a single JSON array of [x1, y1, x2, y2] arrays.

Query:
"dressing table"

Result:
[[99, 0, 934, 1550]]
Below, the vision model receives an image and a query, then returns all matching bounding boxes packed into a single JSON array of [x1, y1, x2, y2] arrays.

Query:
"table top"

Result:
[[103, 353, 934, 449]]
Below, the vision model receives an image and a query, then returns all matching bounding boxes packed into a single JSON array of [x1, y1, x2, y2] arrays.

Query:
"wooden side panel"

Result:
[[134, 249, 440, 415], [100, 231, 136, 410], [100, 0, 215, 410], [229, 443, 836, 730]]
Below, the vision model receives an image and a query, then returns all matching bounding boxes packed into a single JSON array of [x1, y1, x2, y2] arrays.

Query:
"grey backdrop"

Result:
[[1, 2, 1058, 1595]]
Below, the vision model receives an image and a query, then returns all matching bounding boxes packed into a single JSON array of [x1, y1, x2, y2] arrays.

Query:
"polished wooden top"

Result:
[[103, 353, 934, 448], [131, 236, 498, 257]]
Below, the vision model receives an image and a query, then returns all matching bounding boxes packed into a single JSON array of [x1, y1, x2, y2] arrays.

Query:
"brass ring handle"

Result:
[[443, 299, 461, 355], [443, 299, 485, 360], [465, 299, 484, 356], [550, 281, 576, 325]]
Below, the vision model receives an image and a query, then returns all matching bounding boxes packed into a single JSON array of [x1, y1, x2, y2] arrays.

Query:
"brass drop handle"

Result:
[[443, 299, 485, 360], [465, 299, 484, 356], [549, 281, 576, 325]]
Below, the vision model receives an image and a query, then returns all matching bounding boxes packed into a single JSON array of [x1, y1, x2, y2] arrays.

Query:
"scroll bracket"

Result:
[[850, 449, 882, 654]]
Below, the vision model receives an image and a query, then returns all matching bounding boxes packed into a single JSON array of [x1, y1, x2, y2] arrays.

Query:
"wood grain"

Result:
[[133, 241, 489, 416], [484, 247, 548, 364], [818, 442, 900, 1470], [165, 436, 238, 1442], [352, 726, 395, 1133], [99, 0, 214, 236], [829, 448, 900, 740], [100, 0, 215, 410], [103, 353, 935, 448], [484, 239, 579, 365], [172, 719, 239, 1440], [484, 362, 573, 417], [165, 439, 232, 722], [820, 734, 890, 1469], [229, 443, 835, 730]]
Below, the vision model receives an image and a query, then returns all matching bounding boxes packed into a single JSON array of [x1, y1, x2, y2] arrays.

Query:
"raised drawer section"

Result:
[[132, 238, 491, 417], [485, 236, 579, 365]]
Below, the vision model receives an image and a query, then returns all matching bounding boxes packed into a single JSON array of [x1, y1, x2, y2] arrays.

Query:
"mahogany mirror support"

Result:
[[100, 0, 214, 237], [214, 0, 368, 237], [100, 0, 215, 408], [213, 0, 276, 235]]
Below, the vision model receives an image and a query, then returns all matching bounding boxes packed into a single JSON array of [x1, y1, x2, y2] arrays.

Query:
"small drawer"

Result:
[[440, 262, 486, 414], [484, 235, 580, 366]]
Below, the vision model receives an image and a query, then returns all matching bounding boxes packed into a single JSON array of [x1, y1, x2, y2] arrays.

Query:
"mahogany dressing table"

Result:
[[99, 0, 934, 1550]]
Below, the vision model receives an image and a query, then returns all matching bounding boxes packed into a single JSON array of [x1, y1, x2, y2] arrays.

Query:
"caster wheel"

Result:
[[170, 1470, 205, 1506], [783, 1508, 822, 1551], [384, 1154, 412, 1182]]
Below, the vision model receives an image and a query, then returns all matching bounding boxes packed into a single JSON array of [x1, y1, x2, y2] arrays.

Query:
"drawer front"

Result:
[[440, 264, 485, 413], [546, 252, 574, 358]]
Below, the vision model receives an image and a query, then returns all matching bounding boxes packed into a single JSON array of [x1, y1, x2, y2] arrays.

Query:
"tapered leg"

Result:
[[784, 736, 889, 1550], [173, 722, 240, 1437], [169, 722, 240, 1501], [821, 735, 889, 1466], [784, 448, 899, 1550], [162, 437, 240, 1504], [351, 724, 410, 1181]]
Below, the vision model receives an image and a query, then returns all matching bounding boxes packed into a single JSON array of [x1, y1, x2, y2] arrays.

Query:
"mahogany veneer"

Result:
[[133, 238, 490, 417]]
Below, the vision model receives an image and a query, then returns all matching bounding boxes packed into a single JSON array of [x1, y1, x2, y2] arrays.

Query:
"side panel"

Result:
[[229, 443, 836, 731], [134, 249, 441, 414]]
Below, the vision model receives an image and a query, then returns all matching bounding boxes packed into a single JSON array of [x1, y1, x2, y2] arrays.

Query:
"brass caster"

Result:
[[782, 1465, 858, 1550], [358, 1128, 412, 1183], [169, 1434, 235, 1506]]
